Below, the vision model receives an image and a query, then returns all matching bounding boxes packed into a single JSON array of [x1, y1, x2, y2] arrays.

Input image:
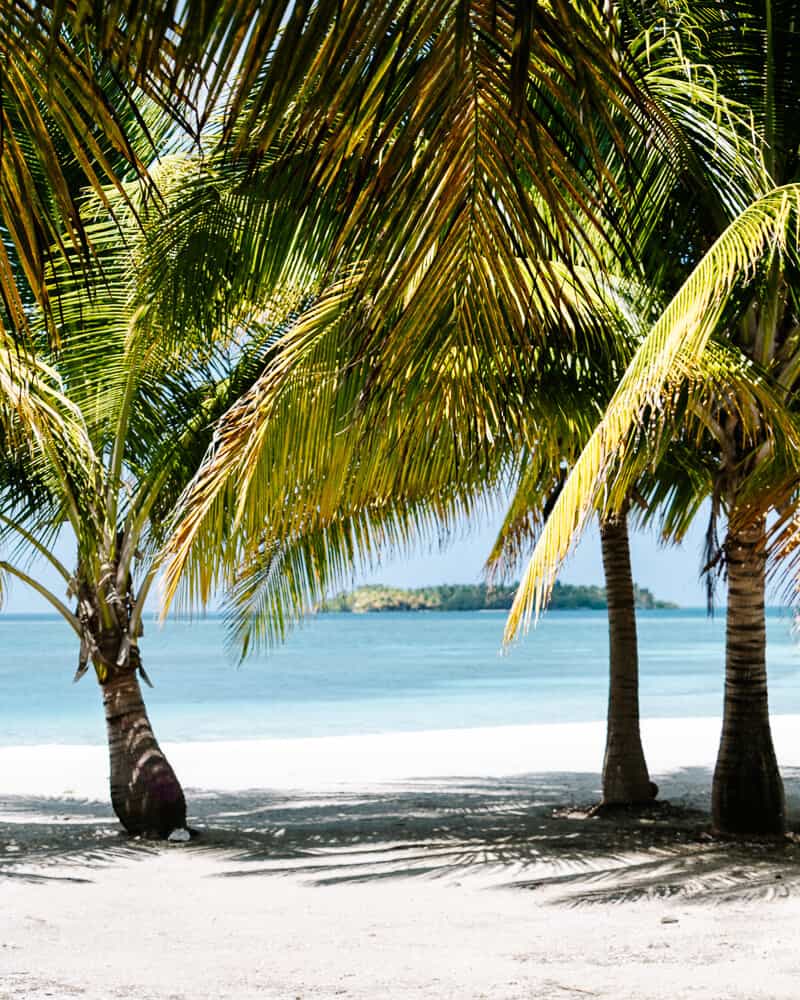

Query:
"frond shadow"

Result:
[[6, 766, 800, 904], [188, 767, 800, 903], [0, 796, 159, 883]]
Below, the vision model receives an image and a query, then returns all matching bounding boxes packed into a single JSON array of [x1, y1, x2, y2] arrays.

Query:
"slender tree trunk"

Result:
[[599, 508, 655, 805], [101, 649, 186, 838], [712, 516, 784, 836]]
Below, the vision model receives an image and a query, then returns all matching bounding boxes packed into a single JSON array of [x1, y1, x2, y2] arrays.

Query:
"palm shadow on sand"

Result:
[[0, 796, 159, 883], [6, 767, 800, 902]]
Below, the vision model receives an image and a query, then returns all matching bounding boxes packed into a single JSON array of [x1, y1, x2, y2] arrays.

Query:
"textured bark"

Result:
[[712, 517, 784, 836], [101, 650, 186, 837], [599, 509, 655, 805]]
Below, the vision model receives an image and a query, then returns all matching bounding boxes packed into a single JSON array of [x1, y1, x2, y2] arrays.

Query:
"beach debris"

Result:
[[660, 916, 679, 924], [167, 828, 191, 844]]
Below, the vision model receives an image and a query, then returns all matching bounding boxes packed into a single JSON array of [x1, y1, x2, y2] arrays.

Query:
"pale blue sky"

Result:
[[2, 502, 712, 614]]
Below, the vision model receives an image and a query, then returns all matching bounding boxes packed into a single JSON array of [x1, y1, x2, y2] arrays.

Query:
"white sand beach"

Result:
[[0, 713, 781, 800], [4, 716, 800, 1000]]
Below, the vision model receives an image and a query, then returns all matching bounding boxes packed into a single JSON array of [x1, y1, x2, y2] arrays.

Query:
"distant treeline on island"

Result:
[[322, 581, 678, 613]]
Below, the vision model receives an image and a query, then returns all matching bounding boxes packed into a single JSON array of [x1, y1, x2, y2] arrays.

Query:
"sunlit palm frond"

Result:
[[0, 4, 177, 327], [629, 23, 768, 216], [159, 239, 645, 622], [131, 2, 696, 377], [223, 487, 499, 654], [0, 328, 83, 448], [504, 183, 800, 644], [0, 326, 103, 564]]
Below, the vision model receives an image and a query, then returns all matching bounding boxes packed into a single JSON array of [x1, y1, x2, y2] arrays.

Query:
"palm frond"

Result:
[[504, 183, 800, 644], [223, 489, 497, 654], [0, 5, 176, 327], [158, 238, 645, 619]]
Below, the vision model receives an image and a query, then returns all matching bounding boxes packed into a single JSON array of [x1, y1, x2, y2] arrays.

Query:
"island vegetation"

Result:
[[322, 582, 677, 613]]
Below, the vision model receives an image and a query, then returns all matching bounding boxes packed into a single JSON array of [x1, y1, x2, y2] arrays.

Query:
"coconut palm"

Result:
[[508, 0, 800, 835], [0, 164, 279, 836], [157, 227, 702, 821], [156, 1, 751, 577], [508, 189, 800, 837]]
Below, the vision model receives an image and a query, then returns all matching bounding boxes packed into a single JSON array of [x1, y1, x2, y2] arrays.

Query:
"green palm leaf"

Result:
[[505, 183, 800, 643]]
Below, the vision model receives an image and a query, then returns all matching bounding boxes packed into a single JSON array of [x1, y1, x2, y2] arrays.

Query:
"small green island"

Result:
[[322, 581, 678, 613]]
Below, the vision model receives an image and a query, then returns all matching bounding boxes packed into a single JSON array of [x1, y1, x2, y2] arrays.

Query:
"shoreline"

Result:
[[4, 713, 800, 802]]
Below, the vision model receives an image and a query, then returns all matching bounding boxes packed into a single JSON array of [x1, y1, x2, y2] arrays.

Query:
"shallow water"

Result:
[[1, 609, 798, 745]]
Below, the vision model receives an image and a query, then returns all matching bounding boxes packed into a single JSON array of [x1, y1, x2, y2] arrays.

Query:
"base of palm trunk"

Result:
[[602, 737, 658, 805], [712, 728, 785, 837], [103, 672, 187, 838], [712, 515, 785, 838]]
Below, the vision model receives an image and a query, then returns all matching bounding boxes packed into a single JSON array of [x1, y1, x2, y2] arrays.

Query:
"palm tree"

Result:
[[508, 1, 800, 835], [0, 20, 225, 837], [0, 164, 275, 836], [508, 190, 800, 836]]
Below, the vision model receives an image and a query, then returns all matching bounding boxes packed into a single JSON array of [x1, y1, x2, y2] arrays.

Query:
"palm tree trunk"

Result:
[[599, 508, 655, 805], [712, 516, 784, 836], [101, 656, 186, 838]]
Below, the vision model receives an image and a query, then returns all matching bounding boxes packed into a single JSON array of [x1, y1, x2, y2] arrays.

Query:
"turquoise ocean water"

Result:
[[2, 609, 799, 747]]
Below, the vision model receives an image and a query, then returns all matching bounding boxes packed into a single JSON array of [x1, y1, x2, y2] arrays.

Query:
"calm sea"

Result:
[[1, 609, 799, 746]]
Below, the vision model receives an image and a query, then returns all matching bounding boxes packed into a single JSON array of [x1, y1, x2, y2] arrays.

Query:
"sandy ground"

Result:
[[4, 718, 800, 999]]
